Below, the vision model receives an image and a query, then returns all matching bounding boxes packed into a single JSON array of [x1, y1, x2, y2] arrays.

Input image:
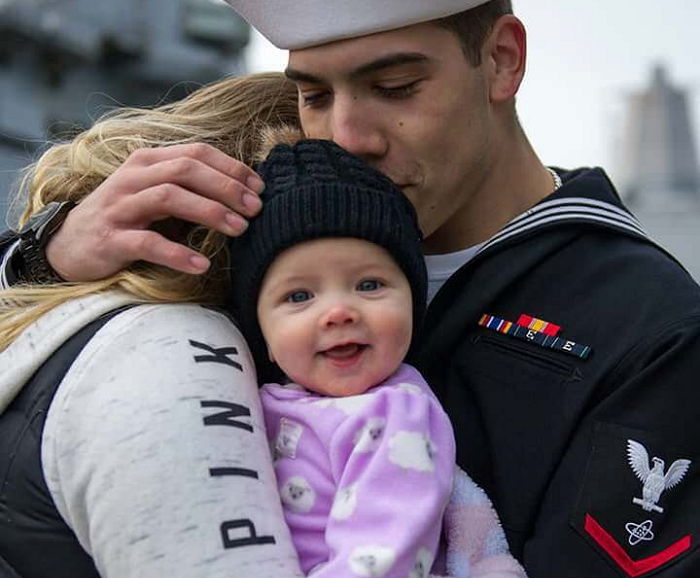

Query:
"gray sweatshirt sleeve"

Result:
[[41, 303, 303, 578]]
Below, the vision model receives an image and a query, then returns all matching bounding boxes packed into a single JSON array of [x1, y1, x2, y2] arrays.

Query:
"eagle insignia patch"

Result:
[[627, 439, 691, 514], [571, 423, 697, 577]]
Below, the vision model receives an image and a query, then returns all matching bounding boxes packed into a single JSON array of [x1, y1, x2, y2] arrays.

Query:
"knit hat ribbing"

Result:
[[229, 139, 426, 377]]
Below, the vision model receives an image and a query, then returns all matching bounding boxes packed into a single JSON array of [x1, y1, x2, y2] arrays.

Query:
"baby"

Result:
[[230, 139, 525, 578]]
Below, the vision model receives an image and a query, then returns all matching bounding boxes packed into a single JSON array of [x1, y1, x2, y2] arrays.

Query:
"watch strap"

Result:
[[17, 201, 76, 284]]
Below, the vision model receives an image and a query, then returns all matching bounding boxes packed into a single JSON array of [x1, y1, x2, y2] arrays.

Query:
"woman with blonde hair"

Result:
[[0, 70, 522, 578], [0, 72, 306, 578]]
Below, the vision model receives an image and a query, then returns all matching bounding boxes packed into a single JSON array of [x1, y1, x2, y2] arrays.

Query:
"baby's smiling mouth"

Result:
[[321, 343, 368, 360]]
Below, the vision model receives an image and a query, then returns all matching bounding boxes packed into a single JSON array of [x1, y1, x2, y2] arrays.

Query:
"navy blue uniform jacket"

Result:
[[415, 168, 700, 577]]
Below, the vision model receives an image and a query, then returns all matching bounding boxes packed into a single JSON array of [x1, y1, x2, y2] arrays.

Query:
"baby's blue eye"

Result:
[[286, 290, 312, 303], [357, 279, 382, 292]]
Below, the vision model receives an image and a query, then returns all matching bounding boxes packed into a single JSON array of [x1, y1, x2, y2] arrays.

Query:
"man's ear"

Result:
[[484, 15, 526, 104]]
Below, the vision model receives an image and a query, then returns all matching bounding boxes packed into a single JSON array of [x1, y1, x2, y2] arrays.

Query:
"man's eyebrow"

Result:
[[351, 52, 430, 77], [285, 52, 430, 84], [284, 67, 322, 84]]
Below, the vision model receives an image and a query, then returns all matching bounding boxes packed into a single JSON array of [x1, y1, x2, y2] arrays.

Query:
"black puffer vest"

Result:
[[0, 309, 127, 577]]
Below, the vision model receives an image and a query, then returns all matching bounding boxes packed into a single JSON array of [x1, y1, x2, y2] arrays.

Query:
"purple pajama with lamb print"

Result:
[[260, 363, 456, 578]]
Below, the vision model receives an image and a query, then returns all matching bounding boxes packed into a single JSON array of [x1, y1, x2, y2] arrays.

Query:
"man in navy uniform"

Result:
[[3, 1, 699, 575]]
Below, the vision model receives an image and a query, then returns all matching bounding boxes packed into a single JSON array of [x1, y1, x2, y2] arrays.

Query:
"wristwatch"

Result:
[[16, 200, 76, 283]]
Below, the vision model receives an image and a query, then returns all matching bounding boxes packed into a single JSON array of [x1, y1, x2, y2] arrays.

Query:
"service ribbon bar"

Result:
[[516, 314, 561, 337], [478, 314, 591, 360]]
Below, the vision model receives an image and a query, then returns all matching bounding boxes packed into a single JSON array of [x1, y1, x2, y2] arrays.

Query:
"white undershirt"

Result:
[[424, 242, 485, 303]]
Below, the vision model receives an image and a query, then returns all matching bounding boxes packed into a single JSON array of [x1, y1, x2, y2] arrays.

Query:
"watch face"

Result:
[[18, 202, 70, 238]]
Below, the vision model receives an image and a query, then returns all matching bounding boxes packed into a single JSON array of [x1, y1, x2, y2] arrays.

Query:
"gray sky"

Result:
[[244, 1, 700, 175]]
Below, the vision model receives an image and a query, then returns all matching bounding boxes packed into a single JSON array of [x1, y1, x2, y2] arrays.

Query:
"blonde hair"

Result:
[[0, 72, 301, 349]]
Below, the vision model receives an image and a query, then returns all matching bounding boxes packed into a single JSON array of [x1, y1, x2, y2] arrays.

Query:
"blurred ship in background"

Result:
[[614, 64, 700, 280], [0, 0, 250, 224]]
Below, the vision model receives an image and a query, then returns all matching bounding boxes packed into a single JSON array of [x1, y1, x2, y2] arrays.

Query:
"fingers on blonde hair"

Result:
[[1, 72, 301, 349]]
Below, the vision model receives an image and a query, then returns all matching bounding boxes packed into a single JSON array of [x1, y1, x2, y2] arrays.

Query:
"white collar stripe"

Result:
[[497, 204, 646, 239], [507, 197, 643, 229], [478, 212, 653, 257], [483, 197, 648, 250], [516, 196, 639, 220]]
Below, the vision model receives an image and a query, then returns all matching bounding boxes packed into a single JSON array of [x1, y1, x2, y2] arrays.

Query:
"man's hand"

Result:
[[46, 143, 264, 282]]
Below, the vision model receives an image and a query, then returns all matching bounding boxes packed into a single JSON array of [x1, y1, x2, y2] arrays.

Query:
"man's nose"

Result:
[[328, 95, 388, 160]]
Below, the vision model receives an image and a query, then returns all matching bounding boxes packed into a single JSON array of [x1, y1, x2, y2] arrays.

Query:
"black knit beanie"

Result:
[[229, 139, 426, 379]]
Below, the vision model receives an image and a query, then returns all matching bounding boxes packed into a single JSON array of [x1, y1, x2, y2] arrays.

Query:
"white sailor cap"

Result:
[[224, 0, 491, 50]]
